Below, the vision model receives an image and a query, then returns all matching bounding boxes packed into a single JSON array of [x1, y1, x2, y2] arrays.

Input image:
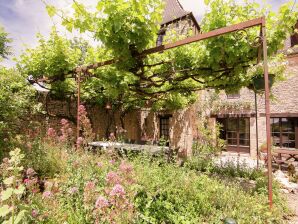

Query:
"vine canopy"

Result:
[[16, 0, 298, 111]]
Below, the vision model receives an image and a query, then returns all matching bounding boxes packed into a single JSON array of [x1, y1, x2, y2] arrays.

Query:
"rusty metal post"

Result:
[[76, 72, 81, 151], [255, 33, 262, 170], [254, 91, 259, 169], [261, 17, 273, 209]]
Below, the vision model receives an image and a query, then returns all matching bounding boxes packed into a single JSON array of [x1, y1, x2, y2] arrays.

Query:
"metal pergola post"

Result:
[[261, 17, 273, 209], [76, 72, 81, 151]]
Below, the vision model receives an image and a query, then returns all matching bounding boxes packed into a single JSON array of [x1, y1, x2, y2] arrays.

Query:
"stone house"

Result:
[[43, 1, 298, 158]]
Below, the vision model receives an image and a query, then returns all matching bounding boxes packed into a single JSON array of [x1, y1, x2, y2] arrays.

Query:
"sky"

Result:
[[0, 0, 293, 67]]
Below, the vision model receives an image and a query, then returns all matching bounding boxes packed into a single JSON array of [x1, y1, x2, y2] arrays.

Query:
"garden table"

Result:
[[88, 141, 169, 155], [273, 149, 298, 162]]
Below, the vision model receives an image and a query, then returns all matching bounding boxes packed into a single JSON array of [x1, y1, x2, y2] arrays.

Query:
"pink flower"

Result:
[[32, 188, 39, 194], [59, 135, 66, 142], [78, 105, 87, 114], [109, 159, 115, 165], [110, 184, 125, 197], [47, 128, 56, 138], [31, 209, 38, 218], [42, 191, 52, 198], [61, 119, 68, 126], [95, 196, 109, 209], [23, 178, 30, 184], [119, 161, 133, 173], [67, 128, 73, 135], [106, 171, 120, 184], [97, 162, 103, 168], [76, 137, 84, 147], [85, 181, 96, 190]]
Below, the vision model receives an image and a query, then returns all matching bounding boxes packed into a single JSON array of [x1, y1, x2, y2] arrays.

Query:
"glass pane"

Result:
[[271, 118, 280, 132], [289, 133, 295, 141], [227, 138, 237, 145], [227, 131, 237, 139], [227, 119, 237, 131], [281, 118, 295, 132], [239, 139, 249, 146], [288, 141, 295, 148], [239, 133, 249, 139], [239, 118, 249, 133]]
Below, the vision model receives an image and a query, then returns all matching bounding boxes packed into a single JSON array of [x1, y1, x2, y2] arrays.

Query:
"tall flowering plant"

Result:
[[77, 105, 95, 148], [81, 160, 135, 223]]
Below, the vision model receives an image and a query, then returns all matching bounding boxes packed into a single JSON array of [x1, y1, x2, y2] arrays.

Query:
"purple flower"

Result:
[[69, 187, 78, 194], [95, 196, 109, 209], [42, 191, 52, 198], [110, 184, 125, 197]]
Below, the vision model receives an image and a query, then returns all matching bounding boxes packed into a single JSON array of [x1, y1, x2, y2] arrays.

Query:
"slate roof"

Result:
[[161, 0, 190, 25], [161, 0, 199, 30]]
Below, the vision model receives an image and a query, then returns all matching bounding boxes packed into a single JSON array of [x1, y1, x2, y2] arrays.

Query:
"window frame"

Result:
[[270, 117, 297, 149]]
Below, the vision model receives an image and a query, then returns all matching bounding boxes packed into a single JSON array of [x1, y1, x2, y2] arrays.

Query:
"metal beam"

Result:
[[141, 17, 264, 56], [261, 17, 273, 209], [78, 17, 264, 72]]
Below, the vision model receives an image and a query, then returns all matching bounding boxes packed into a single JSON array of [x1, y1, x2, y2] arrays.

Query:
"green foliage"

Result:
[[0, 67, 36, 153], [0, 148, 30, 224], [16, 0, 298, 111], [0, 25, 11, 60], [132, 157, 286, 223], [3, 137, 287, 224]]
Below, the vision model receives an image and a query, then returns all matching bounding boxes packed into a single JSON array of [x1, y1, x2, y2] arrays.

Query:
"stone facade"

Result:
[[210, 54, 298, 158]]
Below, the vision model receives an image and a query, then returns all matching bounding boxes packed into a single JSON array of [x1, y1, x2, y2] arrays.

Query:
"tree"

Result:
[[0, 67, 37, 152], [16, 0, 298, 112], [0, 25, 11, 59]]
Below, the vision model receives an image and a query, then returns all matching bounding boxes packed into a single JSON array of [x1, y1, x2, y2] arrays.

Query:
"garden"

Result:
[[0, 0, 298, 223]]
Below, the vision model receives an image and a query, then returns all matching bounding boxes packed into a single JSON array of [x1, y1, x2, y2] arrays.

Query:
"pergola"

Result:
[[75, 17, 273, 208]]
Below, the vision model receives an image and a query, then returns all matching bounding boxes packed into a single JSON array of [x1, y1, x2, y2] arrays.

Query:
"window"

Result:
[[271, 118, 297, 148], [160, 116, 170, 140], [217, 117, 250, 153], [226, 90, 240, 99], [156, 28, 166, 46]]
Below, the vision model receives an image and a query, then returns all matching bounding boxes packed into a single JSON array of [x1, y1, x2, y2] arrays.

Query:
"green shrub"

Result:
[[131, 157, 287, 224]]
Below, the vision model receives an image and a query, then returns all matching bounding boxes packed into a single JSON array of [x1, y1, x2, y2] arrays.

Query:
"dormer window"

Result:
[[156, 28, 166, 46]]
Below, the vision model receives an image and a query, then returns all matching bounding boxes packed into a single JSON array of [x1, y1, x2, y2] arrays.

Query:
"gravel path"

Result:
[[286, 193, 298, 224]]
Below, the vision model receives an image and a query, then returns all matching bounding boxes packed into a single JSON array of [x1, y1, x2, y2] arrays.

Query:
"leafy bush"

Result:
[[0, 149, 30, 224], [132, 157, 286, 223], [211, 159, 264, 180]]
